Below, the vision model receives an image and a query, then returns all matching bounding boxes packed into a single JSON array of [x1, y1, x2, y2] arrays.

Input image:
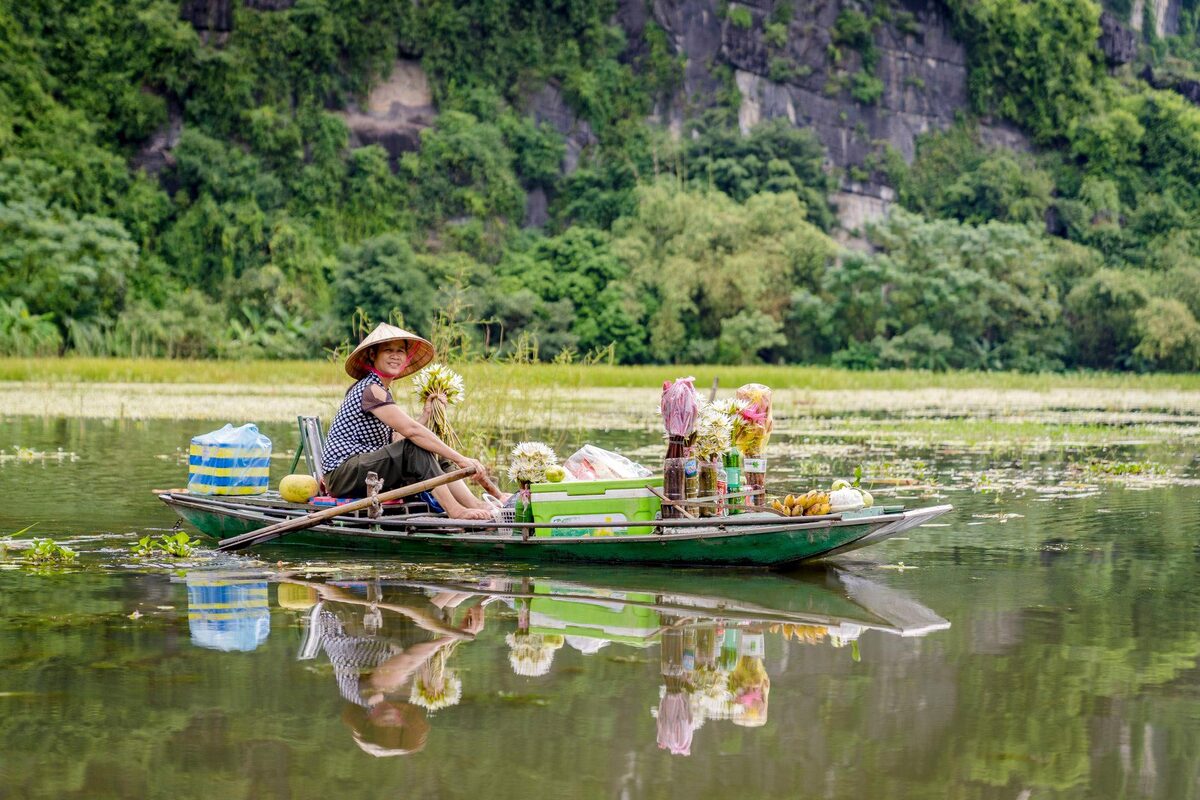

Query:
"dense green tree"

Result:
[[1065, 268, 1152, 369], [612, 181, 837, 363], [333, 233, 436, 337], [828, 211, 1069, 371], [685, 119, 836, 230]]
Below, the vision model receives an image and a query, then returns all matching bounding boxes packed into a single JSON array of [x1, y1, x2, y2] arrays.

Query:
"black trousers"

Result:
[[324, 439, 451, 498]]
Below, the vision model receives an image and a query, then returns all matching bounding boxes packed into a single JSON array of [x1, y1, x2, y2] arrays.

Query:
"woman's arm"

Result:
[[370, 403, 491, 483], [371, 403, 466, 464]]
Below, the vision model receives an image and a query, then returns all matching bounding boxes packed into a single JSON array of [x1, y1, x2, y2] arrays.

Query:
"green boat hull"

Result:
[[164, 493, 951, 568]]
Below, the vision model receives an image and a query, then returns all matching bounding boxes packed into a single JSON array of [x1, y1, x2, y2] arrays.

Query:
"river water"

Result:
[[0, 416, 1198, 799]]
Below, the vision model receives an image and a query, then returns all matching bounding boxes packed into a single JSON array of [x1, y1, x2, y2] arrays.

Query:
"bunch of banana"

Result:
[[769, 491, 831, 517], [769, 623, 829, 643]]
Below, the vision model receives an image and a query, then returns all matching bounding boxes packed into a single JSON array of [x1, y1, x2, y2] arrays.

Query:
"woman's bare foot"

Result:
[[447, 504, 492, 521]]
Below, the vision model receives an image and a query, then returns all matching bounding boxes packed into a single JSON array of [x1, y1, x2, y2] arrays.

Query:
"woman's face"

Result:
[[372, 342, 410, 377]]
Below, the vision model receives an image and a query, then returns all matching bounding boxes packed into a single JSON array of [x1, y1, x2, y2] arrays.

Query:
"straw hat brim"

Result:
[[345, 323, 436, 380]]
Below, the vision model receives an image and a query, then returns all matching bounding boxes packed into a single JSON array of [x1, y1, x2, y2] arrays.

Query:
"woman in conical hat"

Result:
[[321, 323, 495, 520]]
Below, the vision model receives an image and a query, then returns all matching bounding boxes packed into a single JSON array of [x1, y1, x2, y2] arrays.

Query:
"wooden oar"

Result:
[[217, 467, 475, 553]]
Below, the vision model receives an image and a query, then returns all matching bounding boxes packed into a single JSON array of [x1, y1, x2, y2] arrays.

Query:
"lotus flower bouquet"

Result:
[[655, 683, 694, 756], [507, 441, 559, 487], [409, 649, 462, 712], [694, 403, 733, 461], [505, 632, 564, 677], [660, 377, 700, 459], [412, 363, 465, 448], [693, 404, 734, 517], [733, 383, 773, 504], [731, 384, 772, 457]]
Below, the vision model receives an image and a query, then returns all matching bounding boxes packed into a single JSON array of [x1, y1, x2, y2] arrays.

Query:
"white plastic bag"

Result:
[[563, 445, 653, 481]]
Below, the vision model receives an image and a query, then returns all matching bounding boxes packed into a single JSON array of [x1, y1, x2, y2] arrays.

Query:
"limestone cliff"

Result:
[[172, 0, 1190, 231]]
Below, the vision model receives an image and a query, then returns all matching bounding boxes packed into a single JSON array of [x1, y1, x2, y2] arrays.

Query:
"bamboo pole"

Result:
[[216, 467, 476, 552]]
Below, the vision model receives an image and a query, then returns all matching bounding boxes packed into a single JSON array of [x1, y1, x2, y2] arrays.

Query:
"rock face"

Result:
[[339, 60, 437, 165], [1099, 11, 1138, 66], [1141, 65, 1200, 106], [180, 0, 233, 33], [1127, 0, 1181, 38], [638, 0, 987, 230]]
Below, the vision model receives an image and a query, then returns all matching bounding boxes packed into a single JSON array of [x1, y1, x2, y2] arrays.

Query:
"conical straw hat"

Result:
[[345, 323, 436, 380]]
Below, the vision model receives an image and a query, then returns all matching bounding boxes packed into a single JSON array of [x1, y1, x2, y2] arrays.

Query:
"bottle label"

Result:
[[743, 457, 766, 473], [740, 633, 765, 658], [683, 457, 698, 477], [726, 467, 741, 489]]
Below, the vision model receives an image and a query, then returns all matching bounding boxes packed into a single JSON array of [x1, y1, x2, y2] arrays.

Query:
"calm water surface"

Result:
[[1, 417, 1198, 799]]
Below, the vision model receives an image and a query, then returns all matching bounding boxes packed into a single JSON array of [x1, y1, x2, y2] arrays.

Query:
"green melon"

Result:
[[279, 474, 318, 503]]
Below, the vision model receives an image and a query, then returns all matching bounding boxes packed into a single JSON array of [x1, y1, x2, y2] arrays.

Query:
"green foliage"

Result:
[[402, 110, 526, 234], [849, 71, 884, 104], [827, 211, 1071, 371], [0, 299, 62, 357], [685, 119, 836, 229], [950, 0, 1104, 142], [897, 124, 1054, 225], [729, 7, 753, 29], [1133, 298, 1200, 371], [1, 0, 1197, 373], [25, 538, 76, 564], [334, 234, 437, 337], [639, 21, 686, 99], [764, 22, 789, 49], [0, 158, 138, 333], [612, 180, 837, 363], [1065, 268, 1151, 369], [832, 9, 880, 70], [133, 532, 196, 558]]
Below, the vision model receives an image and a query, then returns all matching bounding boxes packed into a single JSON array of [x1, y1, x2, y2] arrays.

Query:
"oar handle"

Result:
[[217, 467, 476, 552]]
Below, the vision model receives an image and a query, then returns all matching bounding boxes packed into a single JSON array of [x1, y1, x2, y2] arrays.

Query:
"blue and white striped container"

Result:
[[186, 574, 271, 652], [187, 423, 271, 496]]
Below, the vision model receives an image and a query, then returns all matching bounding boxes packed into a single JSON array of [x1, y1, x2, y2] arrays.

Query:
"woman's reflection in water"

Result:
[[285, 579, 487, 757]]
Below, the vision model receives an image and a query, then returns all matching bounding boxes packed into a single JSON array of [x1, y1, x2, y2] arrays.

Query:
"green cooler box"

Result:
[[530, 477, 663, 537], [530, 584, 661, 646]]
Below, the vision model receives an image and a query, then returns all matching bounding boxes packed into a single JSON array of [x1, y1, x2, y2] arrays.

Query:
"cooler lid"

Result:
[[530, 476, 663, 496]]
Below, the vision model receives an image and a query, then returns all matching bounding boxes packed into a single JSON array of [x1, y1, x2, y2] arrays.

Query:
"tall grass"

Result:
[[3, 357, 1200, 392]]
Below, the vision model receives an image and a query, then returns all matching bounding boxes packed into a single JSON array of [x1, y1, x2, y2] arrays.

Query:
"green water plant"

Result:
[[26, 538, 77, 564], [133, 532, 196, 558]]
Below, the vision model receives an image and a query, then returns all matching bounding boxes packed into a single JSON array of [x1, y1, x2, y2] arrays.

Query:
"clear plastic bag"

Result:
[[563, 444, 653, 481]]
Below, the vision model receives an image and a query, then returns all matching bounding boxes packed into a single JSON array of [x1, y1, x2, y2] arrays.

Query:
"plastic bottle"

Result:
[[723, 450, 743, 514], [715, 459, 728, 516]]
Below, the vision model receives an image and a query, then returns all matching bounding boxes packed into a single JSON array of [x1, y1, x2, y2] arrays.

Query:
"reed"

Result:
[[4, 357, 1200, 392]]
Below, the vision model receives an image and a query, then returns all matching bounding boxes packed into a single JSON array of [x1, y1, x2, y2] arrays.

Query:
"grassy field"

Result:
[[3, 357, 1200, 392]]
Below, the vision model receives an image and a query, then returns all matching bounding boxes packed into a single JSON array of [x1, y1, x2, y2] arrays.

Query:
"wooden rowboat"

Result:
[[158, 490, 952, 568]]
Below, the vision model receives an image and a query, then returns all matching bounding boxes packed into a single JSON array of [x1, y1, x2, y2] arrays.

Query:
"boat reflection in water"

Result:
[[185, 566, 950, 757]]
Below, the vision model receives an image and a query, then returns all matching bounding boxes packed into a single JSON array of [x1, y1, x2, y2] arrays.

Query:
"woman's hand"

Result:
[[454, 456, 489, 482]]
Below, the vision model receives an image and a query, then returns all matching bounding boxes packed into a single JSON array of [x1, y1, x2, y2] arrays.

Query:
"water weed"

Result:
[[132, 532, 197, 558], [25, 538, 76, 564]]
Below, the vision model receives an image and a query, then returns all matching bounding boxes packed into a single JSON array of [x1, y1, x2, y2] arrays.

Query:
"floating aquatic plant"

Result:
[[132, 532, 196, 558]]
